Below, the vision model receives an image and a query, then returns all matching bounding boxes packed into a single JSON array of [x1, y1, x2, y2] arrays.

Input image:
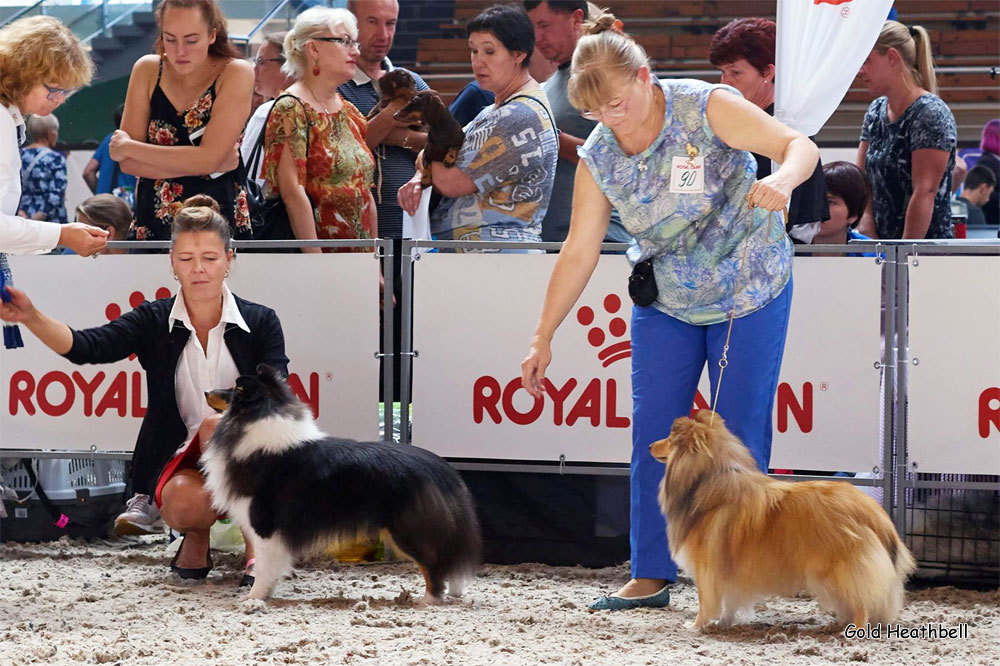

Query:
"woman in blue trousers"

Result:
[[521, 18, 816, 610]]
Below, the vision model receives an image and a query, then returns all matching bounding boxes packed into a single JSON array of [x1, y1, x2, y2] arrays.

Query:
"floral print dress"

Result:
[[260, 93, 375, 252], [131, 58, 251, 240]]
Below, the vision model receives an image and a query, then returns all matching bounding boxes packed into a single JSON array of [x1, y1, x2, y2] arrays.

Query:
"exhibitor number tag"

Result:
[[670, 156, 705, 194]]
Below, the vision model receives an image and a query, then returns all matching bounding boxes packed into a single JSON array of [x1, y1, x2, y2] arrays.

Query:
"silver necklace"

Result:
[[304, 82, 333, 114]]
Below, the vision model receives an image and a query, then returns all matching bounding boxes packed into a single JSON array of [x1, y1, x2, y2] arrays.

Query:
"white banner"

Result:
[[412, 254, 883, 471], [775, 0, 895, 135], [0, 253, 380, 451], [907, 256, 1000, 474]]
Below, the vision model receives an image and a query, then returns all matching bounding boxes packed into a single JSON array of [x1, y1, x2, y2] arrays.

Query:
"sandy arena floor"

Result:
[[1, 536, 997, 666]]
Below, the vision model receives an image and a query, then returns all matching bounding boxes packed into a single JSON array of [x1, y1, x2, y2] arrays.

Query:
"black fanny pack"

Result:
[[628, 258, 658, 306]]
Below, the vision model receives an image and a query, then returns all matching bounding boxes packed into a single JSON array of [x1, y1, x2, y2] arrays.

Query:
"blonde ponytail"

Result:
[[910, 25, 937, 94], [874, 21, 938, 94]]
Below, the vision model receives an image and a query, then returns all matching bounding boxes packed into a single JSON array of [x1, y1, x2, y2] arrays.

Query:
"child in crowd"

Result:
[[74, 194, 133, 254], [815, 161, 872, 247]]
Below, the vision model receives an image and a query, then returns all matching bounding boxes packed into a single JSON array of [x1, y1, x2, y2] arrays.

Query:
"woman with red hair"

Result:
[[709, 17, 828, 244]]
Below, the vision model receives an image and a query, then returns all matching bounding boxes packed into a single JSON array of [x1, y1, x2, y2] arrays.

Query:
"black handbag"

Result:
[[245, 94, 313, 251], [628, 257, 658, 306]]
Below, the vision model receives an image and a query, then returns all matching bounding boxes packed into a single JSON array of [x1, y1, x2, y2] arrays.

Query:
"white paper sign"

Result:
[[906, 256, 1000, 474], [669, 156, 705, 194], [411, 253, 883, 471], [0, 254, 380, 451]]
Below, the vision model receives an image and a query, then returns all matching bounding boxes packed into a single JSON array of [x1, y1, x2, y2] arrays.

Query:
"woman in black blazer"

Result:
[[0, 195, 287, 585]]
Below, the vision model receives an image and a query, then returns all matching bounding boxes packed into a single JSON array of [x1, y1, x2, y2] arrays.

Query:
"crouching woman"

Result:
[[0, 195, 287, 586]]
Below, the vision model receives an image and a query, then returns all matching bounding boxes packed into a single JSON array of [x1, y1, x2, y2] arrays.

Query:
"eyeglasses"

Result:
[[313, 35, 361, 50], [580, 80, 637, 121], [253, 56, 285, 66], [43, 83, 78, 101]]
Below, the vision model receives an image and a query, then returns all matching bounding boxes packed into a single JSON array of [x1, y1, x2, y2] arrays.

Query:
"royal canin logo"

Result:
[[814, 0, 852, 5], [473, 292, 817, 433], [982, 388, 1000, 438], [8, 288, 320, 419], [577, 294, 631, 367]]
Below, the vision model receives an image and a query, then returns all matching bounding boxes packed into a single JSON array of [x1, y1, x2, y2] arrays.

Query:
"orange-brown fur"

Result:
[[650, 410, 916, 630]]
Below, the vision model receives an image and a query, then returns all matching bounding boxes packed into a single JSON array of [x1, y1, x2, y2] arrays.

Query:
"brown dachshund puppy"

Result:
[[366, 69, 418, 120], [392, 90, 465, 188]]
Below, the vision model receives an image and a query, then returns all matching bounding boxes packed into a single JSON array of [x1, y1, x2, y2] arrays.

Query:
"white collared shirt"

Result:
[[169, 283, 249, 456], [1, 103, 62, 254], [351, 57, 394, 86], [241, 99, 275, 189]]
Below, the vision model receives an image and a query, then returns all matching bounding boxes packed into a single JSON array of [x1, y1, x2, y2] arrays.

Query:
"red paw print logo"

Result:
[[105, 288, 173, 360], [577, 294, 631, 367]]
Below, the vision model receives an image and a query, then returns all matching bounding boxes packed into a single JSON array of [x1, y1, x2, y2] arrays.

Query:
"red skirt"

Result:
[[153, 433, 205, 510]]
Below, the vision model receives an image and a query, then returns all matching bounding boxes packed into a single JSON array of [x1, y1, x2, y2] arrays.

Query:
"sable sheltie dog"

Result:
[[649, 410, 915, 630], [201, 365, 481, 606]]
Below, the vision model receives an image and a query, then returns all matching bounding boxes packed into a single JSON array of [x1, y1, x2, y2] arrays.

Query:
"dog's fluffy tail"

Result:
[[843, 500, 917, 625]]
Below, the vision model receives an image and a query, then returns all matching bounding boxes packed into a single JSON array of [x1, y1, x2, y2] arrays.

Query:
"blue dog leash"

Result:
[[0, 252, 24, 349]]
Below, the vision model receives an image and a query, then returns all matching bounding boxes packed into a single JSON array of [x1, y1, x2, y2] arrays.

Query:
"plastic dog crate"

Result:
[[0, 458, 126, 542]]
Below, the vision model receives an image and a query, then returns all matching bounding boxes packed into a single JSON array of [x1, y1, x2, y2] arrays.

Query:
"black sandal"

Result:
[[239, 558, 255, 588], [169, 536, 213, 580]]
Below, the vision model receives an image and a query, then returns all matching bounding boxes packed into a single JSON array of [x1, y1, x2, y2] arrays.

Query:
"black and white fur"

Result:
[[201, 365, 481, 606]]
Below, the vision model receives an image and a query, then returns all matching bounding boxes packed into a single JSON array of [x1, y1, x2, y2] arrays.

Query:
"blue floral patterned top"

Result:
[[18, 146, 67, 224], [578, 78, 791, 325]]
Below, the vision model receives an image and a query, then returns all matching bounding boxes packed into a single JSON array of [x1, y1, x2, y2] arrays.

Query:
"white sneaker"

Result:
[[114, 494, 165, 536]]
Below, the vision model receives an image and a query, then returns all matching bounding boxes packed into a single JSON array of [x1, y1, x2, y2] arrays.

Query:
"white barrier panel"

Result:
[[907, 256, 1000, 474], [0, 254, 380, 451], [412, 254, 882, 471]]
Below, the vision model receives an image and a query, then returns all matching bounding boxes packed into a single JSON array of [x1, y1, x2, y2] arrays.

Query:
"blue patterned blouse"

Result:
[[578, 78, 791, 325], [18, 146, 68, 224]]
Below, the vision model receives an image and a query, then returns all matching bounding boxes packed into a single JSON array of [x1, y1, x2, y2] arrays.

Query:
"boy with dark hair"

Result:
[[959, 165, 997, 226], [815, 161, 872, 246]]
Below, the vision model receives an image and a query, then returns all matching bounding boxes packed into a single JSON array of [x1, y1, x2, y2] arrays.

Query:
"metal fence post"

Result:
[[399, 241, 414, 446], [881, 244, 896, 518], [380, 239, 394, 441], [893, 245, 912, 538]]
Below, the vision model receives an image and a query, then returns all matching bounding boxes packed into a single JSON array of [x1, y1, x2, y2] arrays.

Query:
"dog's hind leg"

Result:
[[245, 536, 295, 602], [415, 564, 446, 606]]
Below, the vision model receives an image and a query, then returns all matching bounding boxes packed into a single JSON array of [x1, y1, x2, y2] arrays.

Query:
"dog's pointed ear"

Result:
[[256, 363, 279, 382]]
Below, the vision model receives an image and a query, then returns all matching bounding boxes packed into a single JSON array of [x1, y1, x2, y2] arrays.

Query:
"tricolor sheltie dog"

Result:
[[650, 410, 915, 630], [201, 365, 481, 606]]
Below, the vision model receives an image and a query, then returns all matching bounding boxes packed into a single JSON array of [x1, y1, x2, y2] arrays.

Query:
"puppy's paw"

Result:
[[241, 598, 268, 614]]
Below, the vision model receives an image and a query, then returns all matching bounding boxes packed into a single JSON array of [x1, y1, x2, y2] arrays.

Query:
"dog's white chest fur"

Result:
[[201, 413, 325, 513]]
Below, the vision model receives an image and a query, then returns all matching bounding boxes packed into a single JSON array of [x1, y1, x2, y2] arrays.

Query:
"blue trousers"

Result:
[[629, 279, 793, 581]]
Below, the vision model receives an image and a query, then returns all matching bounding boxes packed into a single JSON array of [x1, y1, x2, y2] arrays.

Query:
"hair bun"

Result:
[[181, 194, 222, 214], [583, 14, 623, 37]]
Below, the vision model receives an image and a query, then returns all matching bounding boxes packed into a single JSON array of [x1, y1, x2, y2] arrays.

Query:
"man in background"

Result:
[[525, 0, 631, 244]]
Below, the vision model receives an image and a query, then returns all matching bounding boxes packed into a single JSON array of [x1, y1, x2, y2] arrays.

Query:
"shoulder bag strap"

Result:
[[247, 93, 312, 185]]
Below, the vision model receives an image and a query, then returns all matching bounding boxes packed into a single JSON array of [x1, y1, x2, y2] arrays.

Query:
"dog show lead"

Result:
[[0, 195, 288, 587], [520, 15, 819, 611]]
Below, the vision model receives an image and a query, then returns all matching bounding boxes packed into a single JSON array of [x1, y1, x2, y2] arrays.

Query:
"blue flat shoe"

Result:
[[588, 585, 671, 611]]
